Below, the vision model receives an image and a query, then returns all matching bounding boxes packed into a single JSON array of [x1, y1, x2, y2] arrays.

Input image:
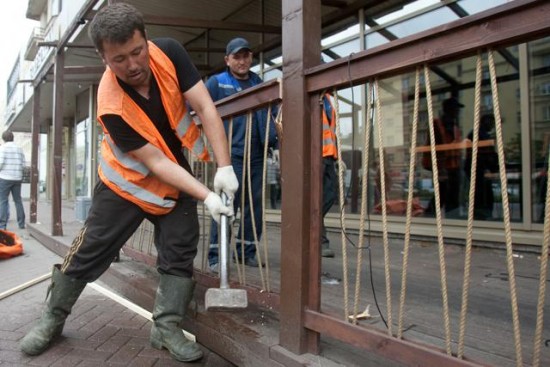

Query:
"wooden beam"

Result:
[[321, 0, 348, 8], [84, 11, 281, 34], [212, 79, 281, 119], [304, 310, 487, 367], [144, 15, 281, 34]]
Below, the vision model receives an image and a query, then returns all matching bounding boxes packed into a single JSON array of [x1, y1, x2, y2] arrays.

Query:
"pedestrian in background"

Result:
[[0, 130, 26, 230]]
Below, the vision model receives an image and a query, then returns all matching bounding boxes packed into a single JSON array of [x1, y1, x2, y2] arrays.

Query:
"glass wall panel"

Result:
[[328, 39, 361, 59], [458, 0, 509, 15], [529, 37, 550, 223], [365, 32, 389, 50], [331, 46, 523, 222], [75, 118, 92, 197], [385, 7, 458, 39]]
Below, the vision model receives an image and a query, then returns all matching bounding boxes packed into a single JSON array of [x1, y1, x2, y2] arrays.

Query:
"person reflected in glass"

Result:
[[464, 114, 498, 220], [424, 97, 463, 218]]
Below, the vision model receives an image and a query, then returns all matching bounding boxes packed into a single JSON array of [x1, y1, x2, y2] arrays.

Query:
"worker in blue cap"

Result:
[[206, 37, 279, 272]]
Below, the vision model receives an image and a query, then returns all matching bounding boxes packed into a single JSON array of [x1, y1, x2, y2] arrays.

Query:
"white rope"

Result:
[[424, 65, 452, 355], [397, 67, 421, 339], [488, 49, 523, 367], [458, 51, 483, 359], [351, 84, 372, 324], [374, 79, 393, 336], [333, 89, 350, 320]]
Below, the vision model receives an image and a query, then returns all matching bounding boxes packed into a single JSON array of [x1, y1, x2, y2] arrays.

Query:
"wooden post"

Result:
[[279, 0, 321, 355], [52, 52, 64, 236], [30, 85, 41, 224]]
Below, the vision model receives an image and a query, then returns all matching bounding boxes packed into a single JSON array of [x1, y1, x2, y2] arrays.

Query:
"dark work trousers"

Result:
[[208, 157, 264, 266], [60, 181, 199, 282], [322, 157, 337, 247], [426, 169, 460, 218]]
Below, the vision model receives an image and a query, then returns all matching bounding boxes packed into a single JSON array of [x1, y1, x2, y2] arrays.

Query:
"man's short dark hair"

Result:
[[2, 131, 14, 142], [88, 3, 146, 54]]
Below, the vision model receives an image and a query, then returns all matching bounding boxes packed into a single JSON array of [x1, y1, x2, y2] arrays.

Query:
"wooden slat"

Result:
[[213, 79, 281, 119], [304, 310, 489, 367]]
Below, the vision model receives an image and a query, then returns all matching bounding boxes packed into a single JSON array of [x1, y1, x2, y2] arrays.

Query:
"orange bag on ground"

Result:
[[0, 229, 23, 259]]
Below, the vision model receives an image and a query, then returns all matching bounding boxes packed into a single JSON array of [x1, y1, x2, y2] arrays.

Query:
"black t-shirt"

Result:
[[101, 38, 201, 170]]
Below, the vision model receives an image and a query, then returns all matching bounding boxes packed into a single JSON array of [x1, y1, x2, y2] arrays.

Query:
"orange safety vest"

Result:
[[322, 93, 338, 159], [0, 229, 23, 259], [96, 41, 209, 215]]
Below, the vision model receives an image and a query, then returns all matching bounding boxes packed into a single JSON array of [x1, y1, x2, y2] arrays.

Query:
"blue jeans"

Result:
[[208, 158, 264, 265], [0, 179, 25, 230]]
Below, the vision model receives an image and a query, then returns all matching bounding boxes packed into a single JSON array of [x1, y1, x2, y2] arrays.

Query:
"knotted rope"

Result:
[[488, 48, 523, 367], [424, 65, 452, 355], [397, 67, 421, 339]]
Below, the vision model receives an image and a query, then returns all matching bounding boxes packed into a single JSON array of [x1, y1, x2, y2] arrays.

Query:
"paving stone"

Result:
[[96, 334, 131, 353], [106, 343, 143, 364], [128, 355, 158, 367], [25, 345, 71, 366]]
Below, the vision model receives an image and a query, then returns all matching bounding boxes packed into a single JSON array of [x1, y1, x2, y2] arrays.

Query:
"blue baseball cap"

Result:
[[226, 37, 251, 55]]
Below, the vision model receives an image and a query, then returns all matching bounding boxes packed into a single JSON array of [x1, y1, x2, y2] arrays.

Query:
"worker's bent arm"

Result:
[[130, 143, 211, 201], [184, 81, 231, 167]]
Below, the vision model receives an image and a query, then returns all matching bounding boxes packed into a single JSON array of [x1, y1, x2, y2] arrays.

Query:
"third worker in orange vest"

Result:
[[321, 93, 338, 257]]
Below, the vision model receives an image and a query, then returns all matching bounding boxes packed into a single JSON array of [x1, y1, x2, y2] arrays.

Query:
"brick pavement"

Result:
[[0, 210, 235, 367]]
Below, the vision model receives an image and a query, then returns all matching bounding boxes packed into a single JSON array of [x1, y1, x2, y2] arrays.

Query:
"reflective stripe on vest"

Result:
[[175, 110, 209, 160], [98, 153, 175, 210], [104, 136, 149, 176]]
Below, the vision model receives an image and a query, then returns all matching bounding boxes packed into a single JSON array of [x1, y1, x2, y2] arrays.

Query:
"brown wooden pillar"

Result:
[[30, 84, 41, 223], [280, 0, 321, 355], [52, 52, 64, 236]]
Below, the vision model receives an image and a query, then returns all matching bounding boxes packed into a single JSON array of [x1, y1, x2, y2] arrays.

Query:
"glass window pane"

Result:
[[386, 7, 459, 39], [529, 36, 550, 223], [365, 32, 389, 50], [327, 38, 361, 59], [458, 0, 509, 15], [333, 47, 523, 221]]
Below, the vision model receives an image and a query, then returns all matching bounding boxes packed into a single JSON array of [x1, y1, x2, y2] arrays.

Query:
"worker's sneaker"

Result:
[[322, 247, 335, 258], [208, 263, 219, 273]]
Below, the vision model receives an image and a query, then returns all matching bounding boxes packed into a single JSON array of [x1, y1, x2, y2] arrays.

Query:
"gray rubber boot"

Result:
[[150, 274, 203, 362], [20, 265, 87, 355]]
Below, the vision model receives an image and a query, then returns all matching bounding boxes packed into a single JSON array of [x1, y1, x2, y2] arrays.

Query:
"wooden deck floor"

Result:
[[195, 223, 550, 367]]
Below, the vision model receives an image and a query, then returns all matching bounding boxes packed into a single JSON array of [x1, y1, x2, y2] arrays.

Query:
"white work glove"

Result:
[[213, 165, 239, 202], [272, 149, 280, 163], [204, 192, 234, 223]]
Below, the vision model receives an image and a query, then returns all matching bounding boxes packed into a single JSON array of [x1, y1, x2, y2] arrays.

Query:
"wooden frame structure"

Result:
[[276, 0, 550, 365], [23, 0, 550, 365]]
